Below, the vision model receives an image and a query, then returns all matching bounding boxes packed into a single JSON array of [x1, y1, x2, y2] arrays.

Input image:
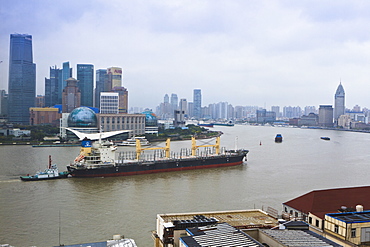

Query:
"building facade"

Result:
[[318, 105, 334, 127], [95, 69, 107, 108], [29, 107, 61, 126], [98, 114, 145, 136], [60, 61, 72, 104], [45, 66, 62, 107], [193, 89, 202, 119], [77, 64, 94, 107], [112, 87, 128, 114], [100, 92, 119, 114], [62, 77, 81, 113], [8, 33, 36, 124], [107, 67, 122, 90], [334, 83, 345, 125]]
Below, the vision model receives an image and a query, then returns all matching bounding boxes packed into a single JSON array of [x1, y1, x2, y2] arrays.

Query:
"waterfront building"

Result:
[[0, 90, 8, 117], [283, 186, 370, 246], [338, 114, 351, 129], [60, 62, 72, 103], [143, 110, 158, 135], [45, 66, 62, 107], [94, 69, 107, 108], [256, 109, 276, 123], [8, 33, 36, 124], [112, 86, 128, 114], [62, 77, 81, 113], [334, 83, 345, 125], [98, 113, 145, 136], [193, 89, 202, 119], [154, 209, 277, 247], [318, 105, 334, 127], [283, 106, 302, 119], [298, 113, 318, 126], [29, 107, 61, 126], [107, 67, 122, 90], [173, 110, 185, 127], [77, 64, 94, 107], [100, 92, 119, 114]]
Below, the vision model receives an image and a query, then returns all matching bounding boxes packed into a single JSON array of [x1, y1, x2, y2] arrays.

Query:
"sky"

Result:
[[1, 0, 370, 111]]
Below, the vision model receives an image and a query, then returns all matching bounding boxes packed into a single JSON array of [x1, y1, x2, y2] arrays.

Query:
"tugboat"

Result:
[[20, 155, 69, 181], [275, 134, 283, 143]]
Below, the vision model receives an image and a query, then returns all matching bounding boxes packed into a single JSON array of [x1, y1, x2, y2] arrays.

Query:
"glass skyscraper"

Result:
[[95, 69, 107, 108], [59, 61, 72, 104], [77, 64, 94, 107], [8, 34, 36, 124], [45, 66, 62, 107], [193, 89, 202, 119]]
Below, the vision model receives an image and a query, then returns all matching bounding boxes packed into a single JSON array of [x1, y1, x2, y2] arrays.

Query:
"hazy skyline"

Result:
[[1, 0, 370, 110]]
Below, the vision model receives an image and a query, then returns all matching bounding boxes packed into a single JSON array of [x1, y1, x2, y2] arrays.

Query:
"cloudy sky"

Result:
[[1, 0, 370, 110]]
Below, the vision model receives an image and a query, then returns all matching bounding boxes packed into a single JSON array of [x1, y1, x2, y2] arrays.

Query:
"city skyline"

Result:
[[2, 1, 370, 110]]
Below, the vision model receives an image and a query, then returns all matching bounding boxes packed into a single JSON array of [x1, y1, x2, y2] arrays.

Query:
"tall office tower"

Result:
[[188, 102, 194, 117], [179, 98, 187, 114], [193, 89, 202, 119], [45, 66, 62, 107], [334, 82, 345, 125], [62, 77, 81, 113], [318, 105, 334, 127], [59, 61, 72, 103], [112, 87, 128, 113], [100, 92, 119, 114], [164, 94, 169, 103], [170, 93, 178, 114], [77, 64, 94, 107], [107, 67, 122, 91], [271, 106, 280, 118], [95, 69, 107, 108], [8, 34, 36, 124]]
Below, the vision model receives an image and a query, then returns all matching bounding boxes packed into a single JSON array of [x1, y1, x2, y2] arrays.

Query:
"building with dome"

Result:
[[60, 106, 137, 141]]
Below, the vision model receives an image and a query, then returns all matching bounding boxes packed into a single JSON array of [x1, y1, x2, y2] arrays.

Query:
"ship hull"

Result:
[[67, 152, 247, 178]]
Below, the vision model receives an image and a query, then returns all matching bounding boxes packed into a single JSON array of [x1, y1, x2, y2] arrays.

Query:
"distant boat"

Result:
[[117, 136, 150, 146], [321, 137, 330, 140], [213, 121, 234, 127], [275, 134, 283, 143], [198, 123, 214, 127], [20, 155, 69, 181]]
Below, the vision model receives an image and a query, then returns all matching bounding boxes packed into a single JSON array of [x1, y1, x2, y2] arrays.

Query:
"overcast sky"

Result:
[[1, 0, 370, 110]]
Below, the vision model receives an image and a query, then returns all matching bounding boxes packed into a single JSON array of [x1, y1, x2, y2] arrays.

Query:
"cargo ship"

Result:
[[67, 136, 248, 177]]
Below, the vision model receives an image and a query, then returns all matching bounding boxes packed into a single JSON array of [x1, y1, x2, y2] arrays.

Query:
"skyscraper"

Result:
[[95, 69, 107, 108], [193, 89, 202, 119], [59, 61, 72, 103], [8, 34, 36, 124], [62, 77, 81, 113], [107, 67, 122, 91], [77, 64, 94, 107], [170, 93, 178, 113], [334, 82, 345, 124], [45, 66, 61, 107], [318, 105, 334, 127]]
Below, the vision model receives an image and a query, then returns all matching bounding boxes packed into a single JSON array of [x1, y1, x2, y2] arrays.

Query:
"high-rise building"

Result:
[[179, 98, 187, 114], [100, 92, 119, 114], [170, 93, 178, 112], [112, 87, 128, 114], [77, 64, 94, 107], [62, 77, 81, 113], [59, 62, 72, 103], [334, 83, 345, 125], [45, 66, 62, 107], [95, 69, 107, 108], [8, 34, 36, 124], [0, 90, 8, 117], [271, 106, 280, 118], [318, 105, 333, 127], [193, 89, 202, 119], [107, 67, 122, 90]]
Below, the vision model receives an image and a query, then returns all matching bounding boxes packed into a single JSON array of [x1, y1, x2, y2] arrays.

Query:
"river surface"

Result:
[[1, 125, 370, 246]]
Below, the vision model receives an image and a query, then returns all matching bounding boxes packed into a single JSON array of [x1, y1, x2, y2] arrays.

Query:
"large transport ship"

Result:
[[67, 136, 249, 177]]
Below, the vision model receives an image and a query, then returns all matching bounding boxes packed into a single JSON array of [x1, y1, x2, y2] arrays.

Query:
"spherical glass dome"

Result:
[[143, 110, 158, 126], [68, 107, 98, 127]]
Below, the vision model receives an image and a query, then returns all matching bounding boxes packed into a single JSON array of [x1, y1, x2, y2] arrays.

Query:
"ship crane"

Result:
[[136, 138, 171, 160], [191, 136, 220, 156]]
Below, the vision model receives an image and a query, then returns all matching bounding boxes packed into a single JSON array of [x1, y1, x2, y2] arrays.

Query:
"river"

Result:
[[1, 124, 370, 246]]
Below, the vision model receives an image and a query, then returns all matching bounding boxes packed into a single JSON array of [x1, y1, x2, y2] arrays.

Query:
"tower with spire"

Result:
[[334, 82, 345, 125]]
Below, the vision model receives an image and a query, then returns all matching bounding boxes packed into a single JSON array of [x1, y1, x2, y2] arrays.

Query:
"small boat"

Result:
[[20, 155, 69, 181], [321, 137, 330, 140], [198, 123, 214, 127], [275, 134, 283, 143], [213, 121, 234, 127], [117, 136, 150, 146]]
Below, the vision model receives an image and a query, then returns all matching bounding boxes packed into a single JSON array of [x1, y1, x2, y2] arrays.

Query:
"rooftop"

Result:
[[326, 210, 370, 223]]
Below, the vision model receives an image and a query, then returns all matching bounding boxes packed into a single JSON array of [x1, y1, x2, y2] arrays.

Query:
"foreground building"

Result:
[[8, 34, 36, 124]]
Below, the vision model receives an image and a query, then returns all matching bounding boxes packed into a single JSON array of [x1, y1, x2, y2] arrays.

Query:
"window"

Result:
[[295, 212, 298, 217], [316, 219, 320, 227], [334, 224, 339, 233], [351, 228, 356, 238], [308, 217, 312, 224]]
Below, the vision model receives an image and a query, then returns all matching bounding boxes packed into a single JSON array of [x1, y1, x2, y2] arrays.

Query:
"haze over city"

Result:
[[1, 0, 370, 109]]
